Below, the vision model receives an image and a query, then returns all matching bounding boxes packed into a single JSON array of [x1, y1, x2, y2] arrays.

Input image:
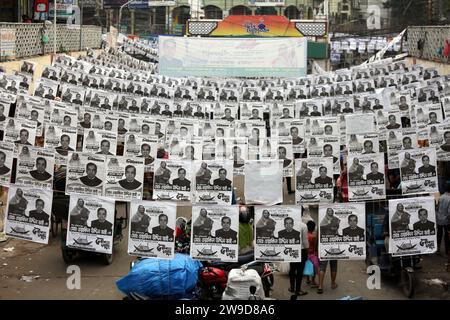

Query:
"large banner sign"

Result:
[[158, 36, 307, 78]]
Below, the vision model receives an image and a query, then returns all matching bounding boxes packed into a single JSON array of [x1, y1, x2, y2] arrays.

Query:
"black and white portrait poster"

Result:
[[388, 197, 436, 257], [318, 203, 366, 261], [60, 84, 86, 106], [128, 200, 176, 259], [67, 194, 115, 254], [15, 145, 54, 190], [5, 185, 52, 244], [218, 138, 247, 176], [0, 100, 11, 130], [295, 158, 334, 204], [273, 119, 293, 138], [442, 96, 450, 119], [15, 101, 45, 137], [308, 136, 340, 174], [398, 147, 438, 195], [193, 160, 233, 205], [347, 153, 386, 201], [83, 130, 117, 156], [66, 152, 106, 196], [346, 132, 379, 155], [278, 138, 293, 177], [33, 78, 58, 100], [249, 138, 279, 161], [50, 103, 78, 128], [244, 160, 283, 205], [153, 159, 193, 202], [254, 206, 302, 262], [44, 126, 77, 165], [214, 104, 238, 122], [79, 107, 119, 133], [288, 120, 306, 155], [429, 123, 450, 161], [387, 128, 418, 169], [309, 117, 339, 138], [240, 102, 265, 121], [3, 118, 37, 148], [104, 157, 144, 201], [0, 141, 14, 184], [414, 103, 443, 140], [124, 134, 158, 172], [191, 205, 239, 262]]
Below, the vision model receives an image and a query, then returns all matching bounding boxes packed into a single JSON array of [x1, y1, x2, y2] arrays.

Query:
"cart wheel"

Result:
[[62, 248, 75, 264], [400, 269, 414, 298], [102, 253, 114, 265]]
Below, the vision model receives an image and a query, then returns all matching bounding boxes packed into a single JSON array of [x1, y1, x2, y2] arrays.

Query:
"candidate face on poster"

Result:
[[346, 133, 379, 155], [398, 148, 438, 195], [67, 194, 115, 254], [128, 201, 176, 259], [33, 78, 58, 100], [66, 152, 106, 196], [15, 145, 54, 190], [124, 134, 158, 172], [388, 197, 436, 257], [295, 158, 334, 204], [0, 100, 11, 129], [254, 206, 302, 262], [244, 160, 283, 206], [307, 136, 340, 174], [0, 141, 14, 184], [44, 126, 77, 165], [429, 123, 450, 161], [15, 100, 45, 136], [191, 205, 239, 262], [83, 130, 117, 156], [414, 103, 443, 140], [3, 118, 37, 148], [348, 153, 385, 201], [193, 160, 233, 205], [318, 203, 366, 260], [387, 128, 418, 169], [104, 157, 144, 201], [153, 159, 192, 202], [50, 104, 78, 128], [5, 185, 52, 244], [61, 84, 86, 106], [277, 139, 293, 177]]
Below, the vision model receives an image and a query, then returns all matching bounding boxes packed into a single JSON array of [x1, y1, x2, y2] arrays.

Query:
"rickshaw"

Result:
[[366, 203, 421, 298], [52, 167, 129, 265]]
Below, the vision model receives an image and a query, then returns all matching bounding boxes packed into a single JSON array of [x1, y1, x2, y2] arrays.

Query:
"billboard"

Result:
[[158, 36, 307, 78]]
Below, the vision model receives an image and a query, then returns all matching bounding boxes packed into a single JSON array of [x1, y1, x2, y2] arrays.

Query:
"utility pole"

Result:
[[79, 0, 84, 51]]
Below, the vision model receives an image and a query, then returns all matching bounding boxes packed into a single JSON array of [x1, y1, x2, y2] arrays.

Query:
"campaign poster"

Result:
[[67, 194, 115, 254], [153, 159, 192, 202], [254, 206, 302, 262], [191, 205, 239, 262], [0, 141, 14, 184], [0, 100, 11, 130], [414, 103, 443, 140], [244, 160, 283, 206], [347, 153, 386, 201], [83, 130, 117, 156], [60, 84, 86, 106], [307, 136, 340, 174], [123, 134, 158, 172], [193, 160, 233, 205], [347, 132, 379, 155], [216, 138, 247, 176], [44, 125, 77, 165], [3, 118, 37, 148], [5, 185, 53, 244], [318, 203, 366, 260], [387, 128, 418, 169], [398, 147, 438, 195], [429, 123, 450, 161], [278, 138, 293, 177], [50, 103, 78, 128], [15, 145, 54, 190], [66, 152, 106, 196], [295, 158, 334, 204], [389, 197, 437, 257], [104, 156, 144, 201], [128, 200, 176, 259], [309, 117, 339, 138], [33, 78, 58, 100], [15, 100, 45, 137]]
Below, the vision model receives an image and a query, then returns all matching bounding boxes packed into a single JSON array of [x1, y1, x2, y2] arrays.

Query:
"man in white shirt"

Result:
[[289, 221, 309, 297]]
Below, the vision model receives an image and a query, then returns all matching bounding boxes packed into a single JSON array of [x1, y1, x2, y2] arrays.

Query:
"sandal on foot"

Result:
[[317, 288, 323, 294], [288, 287, 295, 293], [296, 291, 308, 296], [331, 283, 338, 290]]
